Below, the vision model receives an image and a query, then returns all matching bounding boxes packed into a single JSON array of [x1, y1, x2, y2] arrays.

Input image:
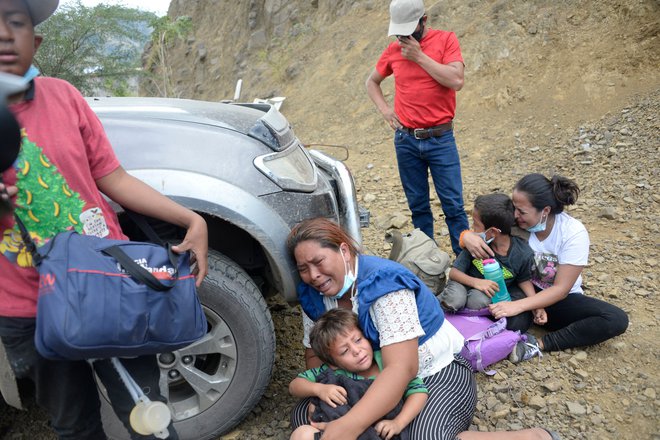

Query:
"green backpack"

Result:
[[385, 229, 451, 295]]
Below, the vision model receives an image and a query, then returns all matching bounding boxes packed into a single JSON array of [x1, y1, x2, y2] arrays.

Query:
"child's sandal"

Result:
[[542, 428, 561, 440]]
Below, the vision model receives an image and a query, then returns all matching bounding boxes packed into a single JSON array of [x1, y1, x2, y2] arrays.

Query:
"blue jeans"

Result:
[[394, 129, 469, 255], [541, 293, 628, 351], [0, 317, 178, 440]]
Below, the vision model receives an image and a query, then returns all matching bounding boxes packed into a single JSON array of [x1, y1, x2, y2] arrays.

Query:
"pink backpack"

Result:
[[445, 308, 524, 374]]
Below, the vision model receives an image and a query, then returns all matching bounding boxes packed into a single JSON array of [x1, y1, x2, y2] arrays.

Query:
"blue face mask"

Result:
[[24, 65, 40, 82], [526, 213, 548, 233], [334, 252, 356, 299], [478, 231, 495, 244]]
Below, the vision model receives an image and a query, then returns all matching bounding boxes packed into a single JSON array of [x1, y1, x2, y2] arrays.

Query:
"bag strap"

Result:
[[102, 244, 178, 292], [118, 211, 183, 291], [463, 317, 508, 343], [386, 229, 404, 261], [464, 318, 508, 374], [13, 208, 178, 292], [13, 207, 165, 265], [123, 209, 165, 246], [13, 212, 41, 266]]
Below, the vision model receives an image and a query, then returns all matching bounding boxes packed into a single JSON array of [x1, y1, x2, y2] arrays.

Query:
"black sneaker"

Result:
[[509, 334, 543, 363]]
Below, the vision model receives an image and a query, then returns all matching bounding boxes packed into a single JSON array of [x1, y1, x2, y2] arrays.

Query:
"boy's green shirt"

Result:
[[297, 350, 428, 398]]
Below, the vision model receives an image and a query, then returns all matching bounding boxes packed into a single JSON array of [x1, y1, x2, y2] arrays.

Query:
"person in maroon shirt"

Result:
[[0, 1, 208, 438]]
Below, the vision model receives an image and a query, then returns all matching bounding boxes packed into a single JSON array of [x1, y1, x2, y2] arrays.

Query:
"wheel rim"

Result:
[[156, 305, 238, 421]]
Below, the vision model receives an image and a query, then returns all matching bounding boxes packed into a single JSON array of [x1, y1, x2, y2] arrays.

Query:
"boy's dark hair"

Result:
[[474, 193, 515, 235], [310, 308, 360, 366]]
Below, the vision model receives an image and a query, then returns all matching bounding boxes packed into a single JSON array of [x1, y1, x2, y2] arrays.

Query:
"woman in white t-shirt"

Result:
[[463, 174, 628, 363]]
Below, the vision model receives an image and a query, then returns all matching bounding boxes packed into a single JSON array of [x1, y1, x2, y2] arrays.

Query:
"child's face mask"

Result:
[[478, 231, 494, 244], [478, 227, 500, 245], [24, 65, 39, 81]]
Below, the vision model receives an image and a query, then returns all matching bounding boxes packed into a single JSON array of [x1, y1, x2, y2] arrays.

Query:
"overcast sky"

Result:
[[60, 0, 169, 16]]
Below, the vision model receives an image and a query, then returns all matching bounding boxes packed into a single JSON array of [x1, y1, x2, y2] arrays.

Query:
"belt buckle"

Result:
[[413, 128, 426, 139]]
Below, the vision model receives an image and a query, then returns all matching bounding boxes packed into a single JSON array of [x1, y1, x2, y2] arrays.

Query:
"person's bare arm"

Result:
[[392, 392, 428, 430], [289, 377, 348, 408], [518, 280, 536, 298], [517, 280, 547, 325], [95, 166, 208, 286], [288, 377, 318, 398], [304, 347, 322, 369], [462, 231, 495, 259], [490, 264, 583, 319], [311, 338, 419, 440], [374, 392, 428, 440], [365, 68, 402, 130], [398, 36, 464, 90]]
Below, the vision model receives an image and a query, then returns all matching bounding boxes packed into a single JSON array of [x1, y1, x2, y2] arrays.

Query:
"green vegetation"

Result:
[[144, 15, 193, 97], [34, 0, 155, 96]]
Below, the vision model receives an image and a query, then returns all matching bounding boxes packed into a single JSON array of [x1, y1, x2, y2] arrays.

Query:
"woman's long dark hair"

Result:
[[514, 174, 580, 214]]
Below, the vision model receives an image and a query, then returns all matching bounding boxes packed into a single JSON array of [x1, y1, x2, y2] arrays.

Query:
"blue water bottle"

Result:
[[482, 258, 511, 303]]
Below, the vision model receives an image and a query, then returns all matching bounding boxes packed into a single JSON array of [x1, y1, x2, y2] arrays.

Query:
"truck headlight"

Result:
[[254, 144, 317, 192]]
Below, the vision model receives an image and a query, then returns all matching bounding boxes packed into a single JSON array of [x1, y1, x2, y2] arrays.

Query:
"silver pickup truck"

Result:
[[0, 97, 367, 439]]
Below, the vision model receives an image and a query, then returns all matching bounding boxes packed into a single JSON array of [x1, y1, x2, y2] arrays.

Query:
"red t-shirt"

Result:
[[376, 29, 464, 128], [0, 77, 125, 317]]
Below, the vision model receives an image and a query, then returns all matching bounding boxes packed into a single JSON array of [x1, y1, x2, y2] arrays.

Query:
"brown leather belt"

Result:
[[401, 122, 453, 139]]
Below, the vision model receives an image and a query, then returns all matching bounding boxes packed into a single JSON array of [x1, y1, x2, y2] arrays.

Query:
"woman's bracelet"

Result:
[[459, 229, 472, 249]]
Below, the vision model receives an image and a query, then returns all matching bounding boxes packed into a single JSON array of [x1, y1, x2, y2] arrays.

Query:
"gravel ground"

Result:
[[219, 90, 659, 439]]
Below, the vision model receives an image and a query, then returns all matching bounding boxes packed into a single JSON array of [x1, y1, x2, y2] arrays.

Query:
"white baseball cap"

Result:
[[25, 0, 59, 25], [388, 0, 425, 37]]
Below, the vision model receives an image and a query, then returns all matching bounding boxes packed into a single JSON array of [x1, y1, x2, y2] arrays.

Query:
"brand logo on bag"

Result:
[[116, 258, 176, 280], [39, 273, 56, 295]]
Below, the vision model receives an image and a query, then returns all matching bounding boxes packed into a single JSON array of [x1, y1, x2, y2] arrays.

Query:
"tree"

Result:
[[144, 15, 192, 97], [34, 1, 155, 96]]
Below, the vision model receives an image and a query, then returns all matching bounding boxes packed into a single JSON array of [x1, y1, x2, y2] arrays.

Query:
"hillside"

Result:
[[154, 0, 658, 147]]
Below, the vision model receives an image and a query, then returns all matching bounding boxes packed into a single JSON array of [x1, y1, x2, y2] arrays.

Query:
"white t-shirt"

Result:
[[528, 212, 589, 294], [302, 289, 464, 378]]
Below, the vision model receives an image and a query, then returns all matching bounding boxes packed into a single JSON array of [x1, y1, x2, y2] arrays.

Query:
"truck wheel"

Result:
[[102, 250, 275, 439]]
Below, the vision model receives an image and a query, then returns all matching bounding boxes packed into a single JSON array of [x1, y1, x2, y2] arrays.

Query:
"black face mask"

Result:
[[411, 24, 424, 42], [411, 18, 425, 42]]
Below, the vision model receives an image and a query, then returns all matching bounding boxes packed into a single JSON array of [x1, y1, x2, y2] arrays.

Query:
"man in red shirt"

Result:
[[366, 0, 469, 256]]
